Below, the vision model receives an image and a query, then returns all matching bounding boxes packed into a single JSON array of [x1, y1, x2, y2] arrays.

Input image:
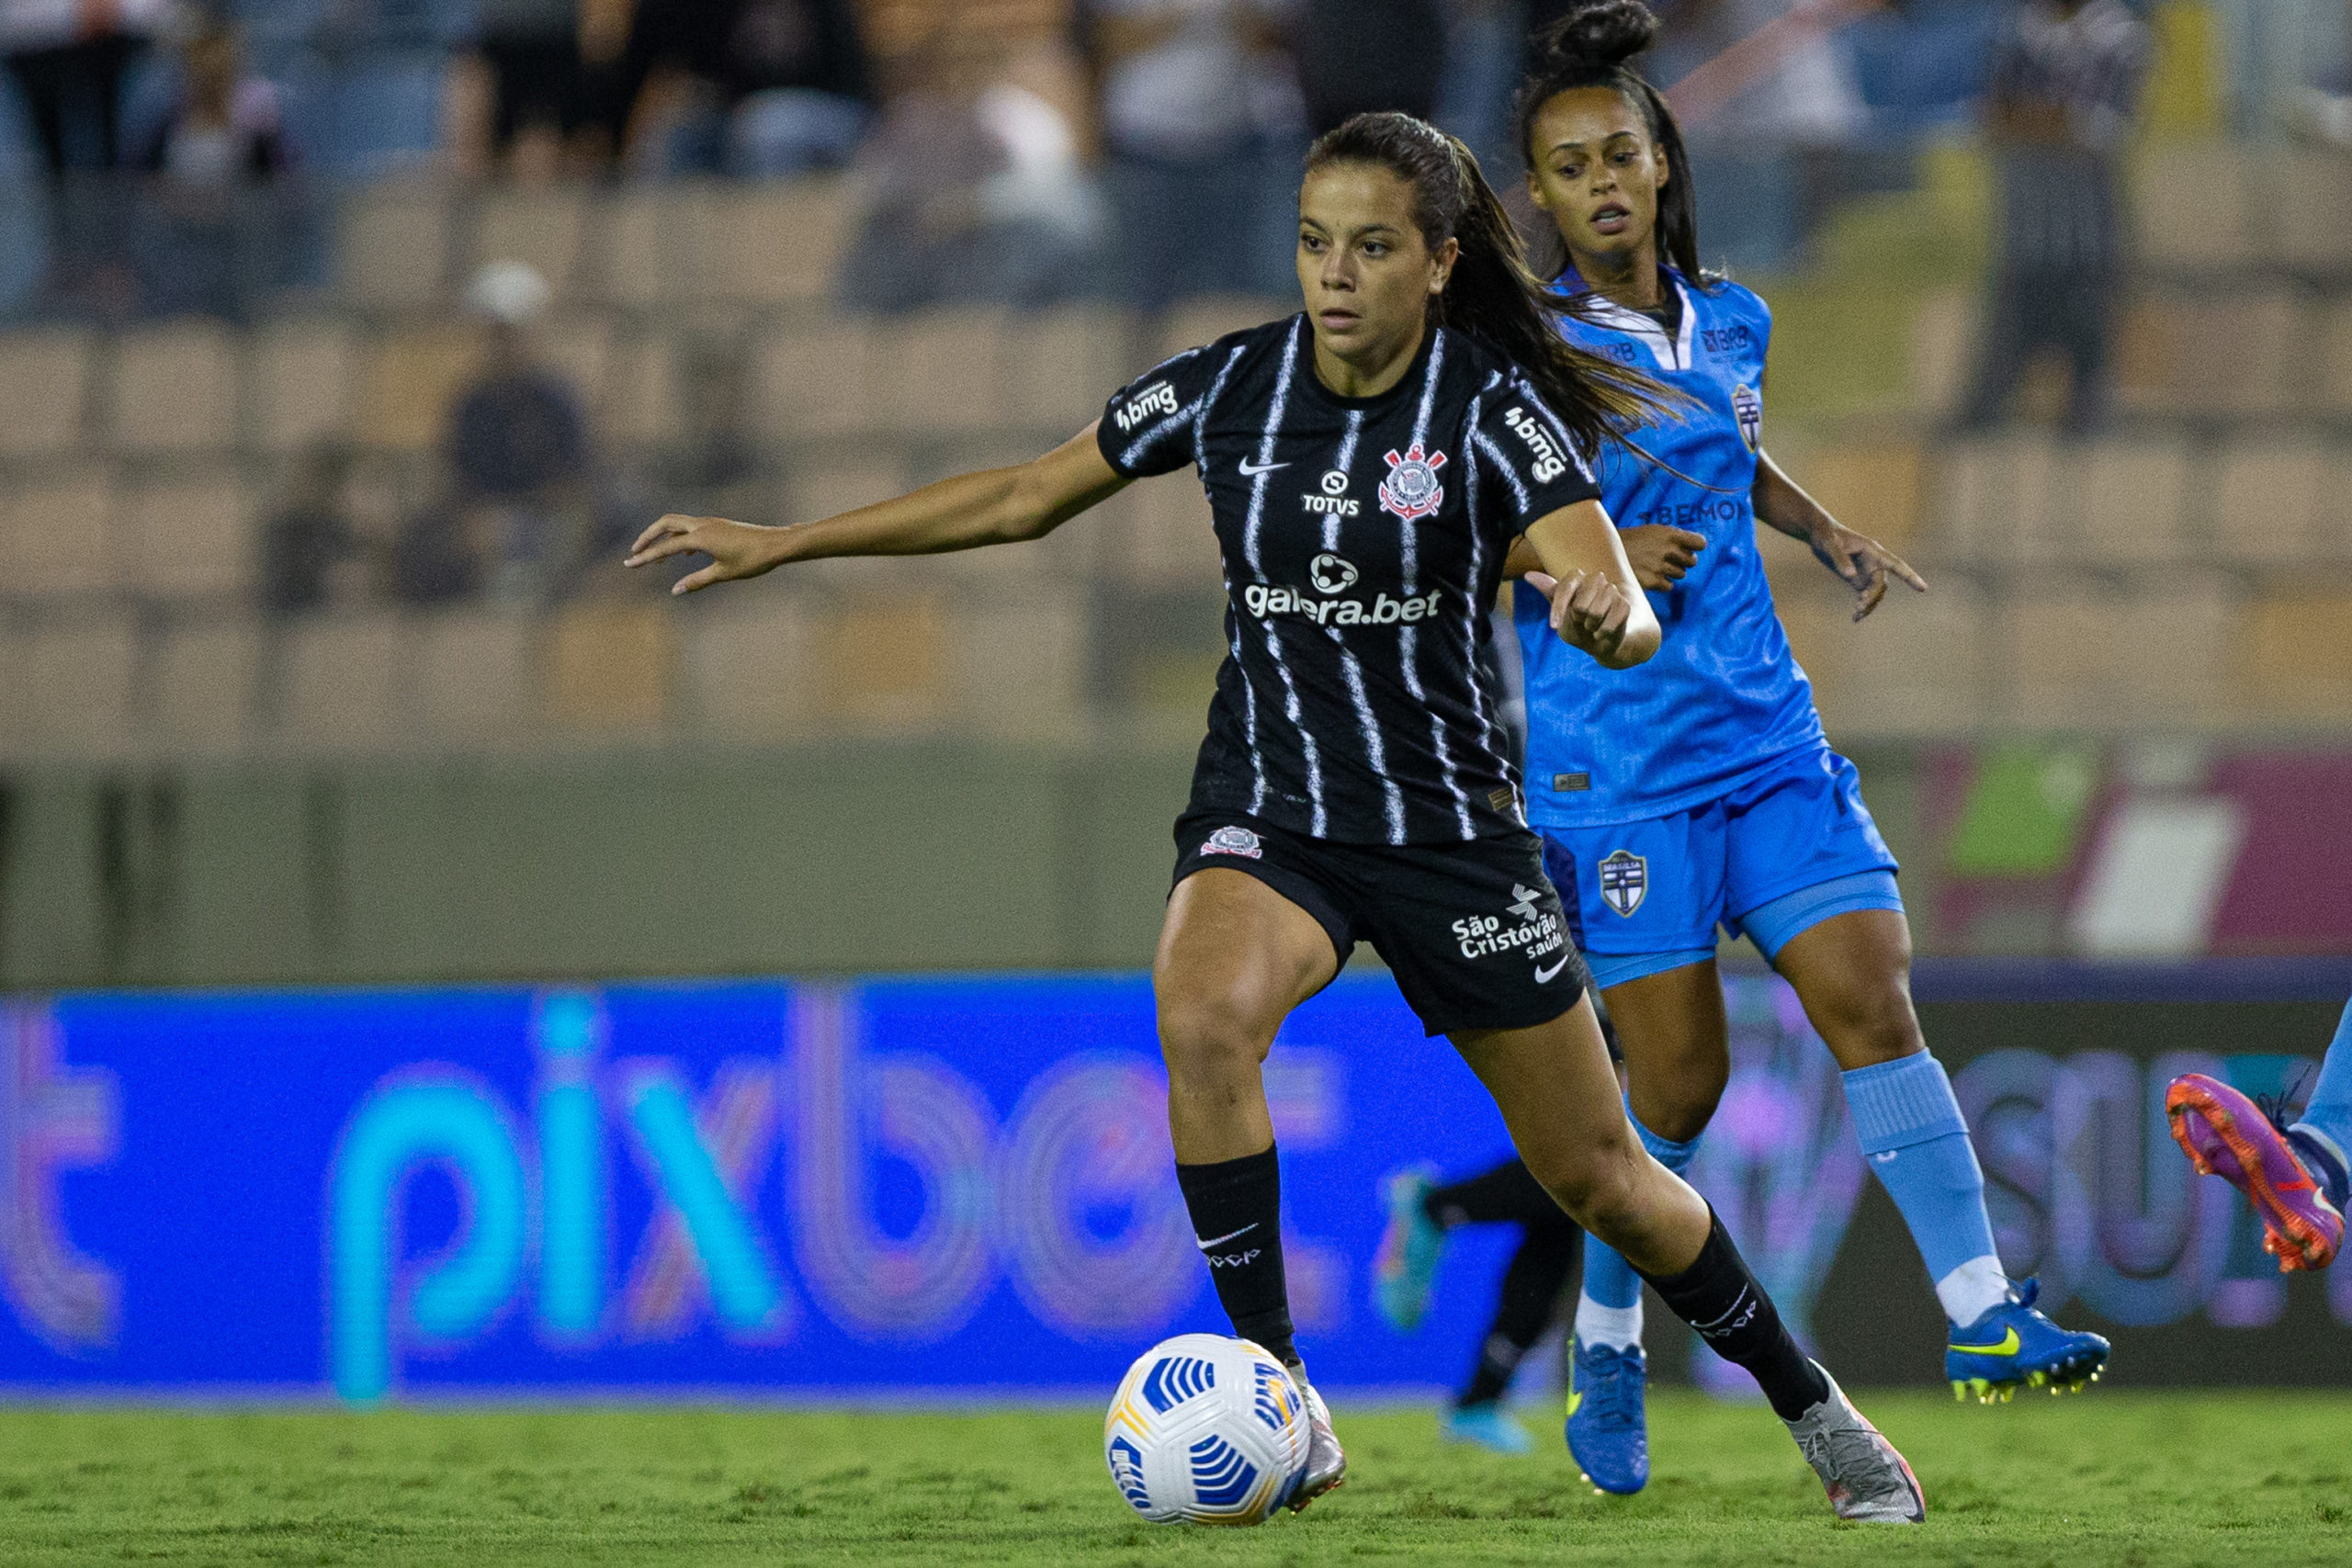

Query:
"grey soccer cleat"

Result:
[[1784, 1364, 1926, 1524], [1283, 1377, 1348, 1512]]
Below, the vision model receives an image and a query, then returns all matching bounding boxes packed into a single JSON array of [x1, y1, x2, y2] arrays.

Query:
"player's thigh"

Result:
[[1153, 867, 1340, 1066], [1599, 957, 1730, 1143], [1450, 992, 1638, 1207], [1770, 907, 1925, 1069]]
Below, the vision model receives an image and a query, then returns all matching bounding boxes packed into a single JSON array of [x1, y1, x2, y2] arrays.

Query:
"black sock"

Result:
[[1425, 1157, 1565, 1230], [1459, 1217, 1579, 1408], [1634, 1213, 1828, 1421], [1175, 1145, 1297, 1370]]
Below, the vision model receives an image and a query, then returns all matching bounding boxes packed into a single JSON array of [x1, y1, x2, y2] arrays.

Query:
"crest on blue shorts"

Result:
[[1598, 850, 1647, 917]]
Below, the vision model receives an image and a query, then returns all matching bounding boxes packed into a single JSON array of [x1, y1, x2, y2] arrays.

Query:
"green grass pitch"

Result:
[[1, 1391, 2347, 1566]]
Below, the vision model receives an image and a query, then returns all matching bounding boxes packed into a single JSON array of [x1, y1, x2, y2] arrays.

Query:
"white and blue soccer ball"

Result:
[[1103, 1334, 1310, 1525]]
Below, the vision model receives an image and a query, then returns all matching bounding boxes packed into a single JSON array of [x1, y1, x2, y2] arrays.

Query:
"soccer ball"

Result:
[[1103, 1334, 1310, 1525]]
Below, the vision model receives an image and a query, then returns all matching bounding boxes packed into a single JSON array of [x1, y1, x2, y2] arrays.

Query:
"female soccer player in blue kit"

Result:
[[1379, 4, 2109, 1493]]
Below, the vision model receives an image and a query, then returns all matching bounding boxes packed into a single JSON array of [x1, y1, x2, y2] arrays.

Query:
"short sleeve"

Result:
[[1471, 380, 1601, 533], [1095, 344, 1226, 479]]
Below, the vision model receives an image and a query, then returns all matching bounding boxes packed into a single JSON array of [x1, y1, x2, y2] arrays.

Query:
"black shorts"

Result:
[[1171, 809, 1591, 1037]]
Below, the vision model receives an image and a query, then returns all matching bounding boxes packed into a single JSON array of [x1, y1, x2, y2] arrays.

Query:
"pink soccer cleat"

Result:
[[2167, 1073, 2344, 1272]]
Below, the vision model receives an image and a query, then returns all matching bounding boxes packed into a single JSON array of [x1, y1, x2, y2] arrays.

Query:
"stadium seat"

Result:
[[338, 178, 453, 308], [0, 329, 92, 456], [755, 321, 883, 439], [537, 314, 614, 419], [1, 614, 139, 752], [1004, 305, 1143, 431], [356, 326, 480, 452], [2321, 299, 2352, 414], [151, 618, 264, 750], [814, 592, 950, 728], [1104, 473, 1221, 590], [1906, 288, 1977, 420], [2277, 150, 2352, 271], [469, 186, 589, 298], [786, 457, 906, 527], [949, 595, 1085, 740], [876, 310, 1010, 435], [682, 596, 814, 740], [2112, 571, 2242, 724], [2075, 440, 2191, 564], [600, 330, 685, 449], [115, 472, 258, 599], [277, 614, 407, 748], [250, 318, 358, 453], [544, 601, 673, 731], [2, 468, 115, 596], [413, 608, 536, 739], [2132, 143, 2254, 271], [698, 179, 849, 305], [2211, 439, 2331, 566], [2000, 585, 2123, 729], [1157, 297, 1291, 363], [2243, 589, 2352, 719], [110, 321, 240, 455], [1931, 434, 2059, 566]]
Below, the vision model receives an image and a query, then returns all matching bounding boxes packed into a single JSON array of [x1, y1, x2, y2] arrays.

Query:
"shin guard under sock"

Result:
[[1637, 1212, 1828, 1421], [1175, 1145, 1297, 1369]]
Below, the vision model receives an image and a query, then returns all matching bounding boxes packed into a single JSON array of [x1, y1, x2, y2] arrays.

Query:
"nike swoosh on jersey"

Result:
[[1196, 1223, 1261, 1250], [1534, 953, 1572, 984], [1238, 458, 1289, 476], [1948, 1325, 2022, 1357]]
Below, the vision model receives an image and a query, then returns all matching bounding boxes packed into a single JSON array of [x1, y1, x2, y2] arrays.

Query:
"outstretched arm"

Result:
[[1519, 499, 1660, 670], [1752, 449, 1926, 622], [627, 424, 1129, 595]]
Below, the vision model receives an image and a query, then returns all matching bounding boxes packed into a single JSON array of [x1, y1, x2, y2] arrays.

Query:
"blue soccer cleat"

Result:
[[1945, 1278, 2110, 1403], [1442, 1402, 1534, 1455], [1564, 1337, 1648, 1494], [1374, 1165, 1446, 1332]]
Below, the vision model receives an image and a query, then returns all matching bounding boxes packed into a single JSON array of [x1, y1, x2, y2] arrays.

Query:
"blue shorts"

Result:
[[1536, 746, 1902, 989]]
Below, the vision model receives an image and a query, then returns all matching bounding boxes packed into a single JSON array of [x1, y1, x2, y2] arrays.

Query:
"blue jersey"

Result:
[[1514, 272, 1826, 829]]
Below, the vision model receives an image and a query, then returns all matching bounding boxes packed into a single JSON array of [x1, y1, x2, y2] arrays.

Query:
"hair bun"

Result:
[[1544, 0, 1658, 71]]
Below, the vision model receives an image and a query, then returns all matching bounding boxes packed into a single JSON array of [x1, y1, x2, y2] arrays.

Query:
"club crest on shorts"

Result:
[[1732, 383, 1762, 450], [1378, 442, 1448, 524], [1201, 826, 1263, 860], [1598, 850, 1647, 917]]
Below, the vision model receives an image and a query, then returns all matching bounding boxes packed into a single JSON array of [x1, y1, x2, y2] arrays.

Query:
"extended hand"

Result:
[[1811, 522, 1927, 621], [1525, 569, 1635, 662], [1620, 525, 1706, 590], [626, 514, 786, 595]]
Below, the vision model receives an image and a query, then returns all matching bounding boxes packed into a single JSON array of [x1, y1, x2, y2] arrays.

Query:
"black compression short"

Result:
[[1170, 809, 1591, 1037]]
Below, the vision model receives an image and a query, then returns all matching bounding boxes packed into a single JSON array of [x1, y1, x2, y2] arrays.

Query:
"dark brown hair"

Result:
[[1304, 110, 1673, 456], [1515, 1, 1714, 286]]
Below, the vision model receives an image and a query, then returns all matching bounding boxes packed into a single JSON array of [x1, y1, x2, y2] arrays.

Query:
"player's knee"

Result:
[[1156, 990, 1274, 1090]]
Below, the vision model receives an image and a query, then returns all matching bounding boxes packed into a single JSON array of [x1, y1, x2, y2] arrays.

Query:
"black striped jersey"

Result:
[[1097, 316, 1601, 846]]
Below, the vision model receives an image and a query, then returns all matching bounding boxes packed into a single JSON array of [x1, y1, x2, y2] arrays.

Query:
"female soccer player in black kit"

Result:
[[628, 111, 1923, 1525]]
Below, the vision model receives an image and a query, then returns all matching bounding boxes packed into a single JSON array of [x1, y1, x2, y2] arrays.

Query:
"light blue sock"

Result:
[[1574, 1113, 1698, 1350], [2291, 998, 2352, 1157], [1845, 1053, 2007, 1326]]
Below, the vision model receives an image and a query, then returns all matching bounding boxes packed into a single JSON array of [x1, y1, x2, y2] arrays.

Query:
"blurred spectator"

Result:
[[397, 262, 599, 606], [261, 445, 359, 617], [1959, 0, 2150, 435], [3, 0, 167, 306], [1295, 0, 1446, 135], [613, 0, 873, 178], [1084, 0, 1305, 305], [131, 17, 301, 319], [835, 24, 1102, 311]]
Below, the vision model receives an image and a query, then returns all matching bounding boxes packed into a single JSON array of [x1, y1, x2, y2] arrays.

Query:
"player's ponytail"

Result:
[[1304, 111, 1678, 458], [1516, 1, 1711, 285]]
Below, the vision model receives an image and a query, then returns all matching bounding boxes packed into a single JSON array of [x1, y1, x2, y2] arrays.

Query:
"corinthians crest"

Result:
[[1378, 441, 1448, 523]]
